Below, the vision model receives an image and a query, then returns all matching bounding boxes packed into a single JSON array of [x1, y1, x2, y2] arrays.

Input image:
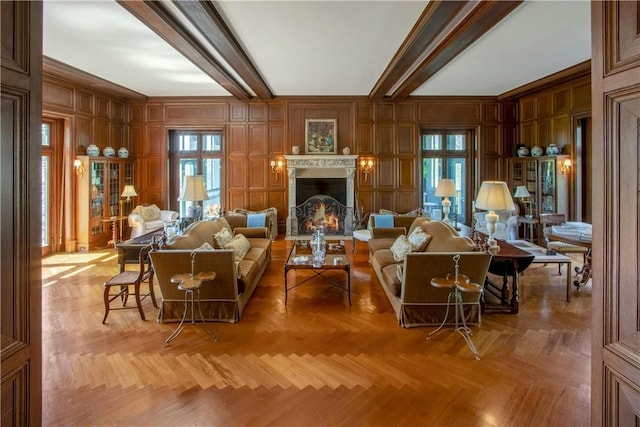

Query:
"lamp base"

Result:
[[187, 202, 202, 221]]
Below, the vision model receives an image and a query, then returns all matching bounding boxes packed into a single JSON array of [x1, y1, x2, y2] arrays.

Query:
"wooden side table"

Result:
[[517, 216, 539, 244]]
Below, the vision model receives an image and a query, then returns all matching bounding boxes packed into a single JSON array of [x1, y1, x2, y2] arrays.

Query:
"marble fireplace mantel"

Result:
[[284, 154, 358, 236]]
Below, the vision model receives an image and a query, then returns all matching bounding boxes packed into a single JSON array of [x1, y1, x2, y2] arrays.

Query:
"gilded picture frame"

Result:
[[305, 119, 337, 154]]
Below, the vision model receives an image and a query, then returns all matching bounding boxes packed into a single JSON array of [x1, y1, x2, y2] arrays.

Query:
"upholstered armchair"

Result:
[[128, 204, 179, 239], [229, 207, 278, 240], [473, 210, 518, 241]]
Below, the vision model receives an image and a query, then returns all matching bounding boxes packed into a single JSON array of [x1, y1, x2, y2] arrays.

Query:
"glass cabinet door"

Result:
[[539, 159, 556, 214], [107, 161, 121, 217], [89, 161, 105, 237]]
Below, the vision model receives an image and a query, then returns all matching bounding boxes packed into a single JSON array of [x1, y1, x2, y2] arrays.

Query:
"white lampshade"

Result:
[[178, 175, 209, 202], [120, 184, 138, 198], [435, 179, 456, 197], [475, 181, 515, 212], [513, 185, 530, 198]]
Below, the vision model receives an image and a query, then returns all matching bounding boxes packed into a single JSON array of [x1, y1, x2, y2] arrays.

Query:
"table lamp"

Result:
[[178, 175, 209, 221], [475, 181, 515, 251], [435, 178, 456, 225], [119, 184, 137, 217], [513, 185, 531, 218]]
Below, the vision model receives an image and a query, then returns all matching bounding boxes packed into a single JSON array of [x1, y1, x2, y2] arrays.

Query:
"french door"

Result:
[[169, 130, 224, 218], [421, 129, 473, 225], [41, 118, 62, 255]]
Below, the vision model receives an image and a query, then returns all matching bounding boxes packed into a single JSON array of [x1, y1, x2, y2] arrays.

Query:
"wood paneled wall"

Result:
[[518, 76, 591, 154], [127, 96, 512, 225], [41, 72, 591, 232], [42, 74, 128, 153]]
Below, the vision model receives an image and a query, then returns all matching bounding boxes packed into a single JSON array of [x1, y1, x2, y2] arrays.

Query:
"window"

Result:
[[169, 130, 224, 218], [421, 129, 473, 225], [41, 123, 50, 248]]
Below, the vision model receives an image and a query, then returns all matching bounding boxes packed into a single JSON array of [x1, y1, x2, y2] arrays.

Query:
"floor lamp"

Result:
[[178, 175, 209, 222], [513, 185, 531, 218], [119, 184, 137, 241], [435, 178, 456, 225], [475, 181, 515, 252]]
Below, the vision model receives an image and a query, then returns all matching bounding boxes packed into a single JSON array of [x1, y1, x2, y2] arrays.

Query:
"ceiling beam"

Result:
[[117, 0, 252, 100], [368, 1, 468, 100], [390, 0, 523, 100], [43, 56, 147, 100], [173, 1, 273, 101]]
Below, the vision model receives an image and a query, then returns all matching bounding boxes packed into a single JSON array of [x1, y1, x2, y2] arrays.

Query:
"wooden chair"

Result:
[[102, 244, 157, 323], [539, 213, 589, 273]]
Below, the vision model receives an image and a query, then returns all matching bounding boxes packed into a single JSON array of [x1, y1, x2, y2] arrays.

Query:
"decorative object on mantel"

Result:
[[546, 143, 560, 155], [87, 144, 100, 156], [343, 147, 350, 155], [305, 119, 337, 154], [117, 147, 129, 158], [530, 146, 543, 157], [517, 146, 529, 157], [103, 146, 115, 157], [291, 145, 300, 155]]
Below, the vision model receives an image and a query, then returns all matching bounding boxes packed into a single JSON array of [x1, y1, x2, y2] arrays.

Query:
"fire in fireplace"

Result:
[[291, 195, 353, 236]]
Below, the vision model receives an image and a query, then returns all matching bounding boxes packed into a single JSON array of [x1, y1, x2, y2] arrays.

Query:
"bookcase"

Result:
[[507, 155, 569, 218], [76, 156, 134, 251]]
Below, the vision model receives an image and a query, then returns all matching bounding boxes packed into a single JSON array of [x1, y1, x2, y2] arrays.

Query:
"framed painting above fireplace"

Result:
[[305, 119, 337, 154]]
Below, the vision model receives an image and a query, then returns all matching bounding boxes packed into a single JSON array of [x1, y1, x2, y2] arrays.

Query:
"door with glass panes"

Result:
[[169, 130, 224, 221], [421, 129, 473, 226]]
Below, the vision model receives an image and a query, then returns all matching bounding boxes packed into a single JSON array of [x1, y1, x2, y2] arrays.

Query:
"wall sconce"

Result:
[[73, 159, 85, 177], [360, 158, 374, 182], [270, 158, 284, 182], [560, 159, 571, 176]]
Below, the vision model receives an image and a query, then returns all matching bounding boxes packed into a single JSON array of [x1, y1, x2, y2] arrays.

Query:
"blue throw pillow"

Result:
[[372, 214, 394, 227], [247, 213, 266, 228]]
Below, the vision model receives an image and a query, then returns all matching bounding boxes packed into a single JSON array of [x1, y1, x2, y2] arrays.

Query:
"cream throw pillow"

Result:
[[390, 235, 413, 262], [224, 234, 251, 262], [213, 227, 233, 248], [407, 227, 431, 252]]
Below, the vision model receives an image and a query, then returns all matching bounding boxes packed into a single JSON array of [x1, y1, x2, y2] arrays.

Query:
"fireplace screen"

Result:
[[290, 195, 354, 236]]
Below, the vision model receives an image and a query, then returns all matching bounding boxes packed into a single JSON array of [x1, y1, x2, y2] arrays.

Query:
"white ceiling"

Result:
[[42, 0, 591, 98]]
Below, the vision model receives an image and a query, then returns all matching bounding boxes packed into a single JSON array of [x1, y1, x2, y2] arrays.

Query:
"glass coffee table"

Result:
[[284, 240, 351, 306]]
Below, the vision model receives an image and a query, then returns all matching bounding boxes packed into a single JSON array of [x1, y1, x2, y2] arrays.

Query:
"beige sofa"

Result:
[[368, 217, 492, 328], [149, 217, 271, 323], [128, 204, 179, 238]]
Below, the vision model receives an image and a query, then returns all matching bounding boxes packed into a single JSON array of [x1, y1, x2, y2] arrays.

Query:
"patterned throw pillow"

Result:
[[379, 208, 423, 217], [224, 234, 251, 262], [213, 227, 233, 248], [407, 227, 432, 252], [390, 235, 413, 262]]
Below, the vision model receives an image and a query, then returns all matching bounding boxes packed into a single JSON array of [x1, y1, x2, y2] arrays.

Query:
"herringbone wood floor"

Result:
[[42, 239, 591, 426]]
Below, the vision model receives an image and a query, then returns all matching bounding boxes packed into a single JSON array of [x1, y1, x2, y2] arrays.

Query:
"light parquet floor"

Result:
[[42, 239, 591, 426]]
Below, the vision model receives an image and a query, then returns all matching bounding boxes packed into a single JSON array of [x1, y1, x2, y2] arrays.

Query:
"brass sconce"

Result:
[[560, 159, 571, 176], [270, 158, 284, 182], [360, 158, 374, 182], [74, 159, 86, 177]]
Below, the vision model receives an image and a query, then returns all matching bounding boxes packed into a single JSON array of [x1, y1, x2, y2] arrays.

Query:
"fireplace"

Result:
[[285, 154, 358, 237]]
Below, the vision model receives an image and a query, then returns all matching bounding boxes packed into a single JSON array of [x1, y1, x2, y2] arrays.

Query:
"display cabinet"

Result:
[[508, 155, 568, 218], [76, 156, 134, 251]]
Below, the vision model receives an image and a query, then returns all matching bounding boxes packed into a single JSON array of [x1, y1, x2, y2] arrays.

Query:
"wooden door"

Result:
[[0, 1, 43, 425], [591, 2, 640, 425]]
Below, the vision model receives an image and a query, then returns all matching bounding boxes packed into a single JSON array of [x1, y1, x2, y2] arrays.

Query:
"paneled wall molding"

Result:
[[42, 73, 590, 235]]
